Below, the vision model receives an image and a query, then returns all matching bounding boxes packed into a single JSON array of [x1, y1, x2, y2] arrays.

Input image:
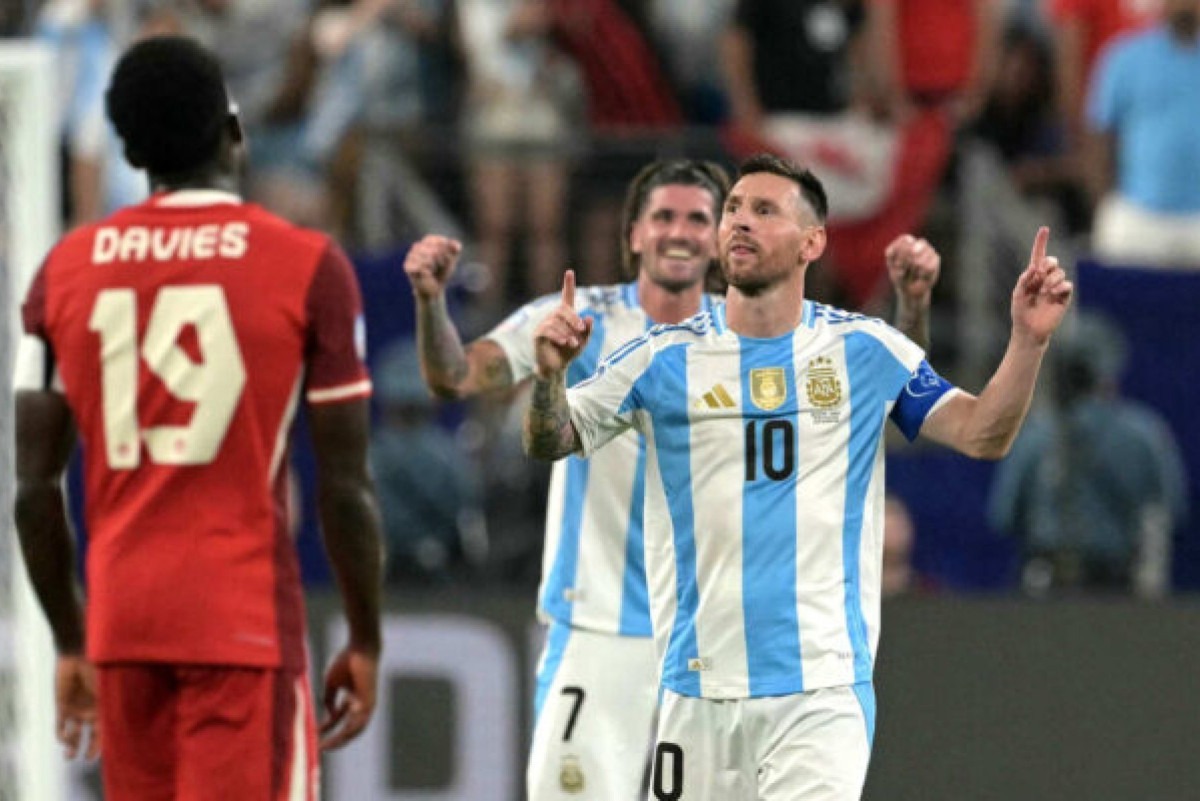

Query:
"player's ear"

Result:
[[226, 107, 244, 145], [124, 145, 146, 169], [800, 225, 826, 265]]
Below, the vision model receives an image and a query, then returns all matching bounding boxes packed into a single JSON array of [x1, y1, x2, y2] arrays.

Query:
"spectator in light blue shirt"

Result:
[[1084, 0, 1200, 267]]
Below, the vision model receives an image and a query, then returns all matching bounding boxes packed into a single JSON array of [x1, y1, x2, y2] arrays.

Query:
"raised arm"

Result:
[[920, 227, 1073, 459], [404, 234, 515, 399], [15, 389, 100, 760], [885, 234, 940, 351], [308, 398, 385, 750], [523, 270, 592, 460]]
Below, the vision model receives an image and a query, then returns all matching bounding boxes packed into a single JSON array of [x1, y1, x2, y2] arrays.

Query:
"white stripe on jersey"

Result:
[[569, 300, 950, 699], [13, 334, 65, 393], [486, 283, 717, 636], [286, 677, 312, 801]]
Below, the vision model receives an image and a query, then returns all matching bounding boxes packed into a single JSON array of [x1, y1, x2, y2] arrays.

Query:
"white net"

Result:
[[0, 40, 63, 801]]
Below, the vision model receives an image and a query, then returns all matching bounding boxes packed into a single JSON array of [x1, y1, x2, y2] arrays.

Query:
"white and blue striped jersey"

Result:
[[486, 282, 720, 636], [567, 301, 958, 699]]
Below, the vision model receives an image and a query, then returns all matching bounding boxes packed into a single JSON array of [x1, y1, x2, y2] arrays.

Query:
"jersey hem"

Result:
[[306, 379, 372, 404]]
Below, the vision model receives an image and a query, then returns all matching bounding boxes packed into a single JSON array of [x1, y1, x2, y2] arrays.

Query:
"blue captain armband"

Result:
[[890, 360, 954, 441]]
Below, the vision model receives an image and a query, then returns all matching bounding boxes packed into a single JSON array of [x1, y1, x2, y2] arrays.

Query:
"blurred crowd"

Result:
[[5, 0, 1196, 593]]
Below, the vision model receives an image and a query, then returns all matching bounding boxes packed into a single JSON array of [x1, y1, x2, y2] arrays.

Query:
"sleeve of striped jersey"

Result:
[[566, 335, 651, 457], [480, 294, 560, 383], [304, 242, 372, 404], [890, 360, 958, 441]]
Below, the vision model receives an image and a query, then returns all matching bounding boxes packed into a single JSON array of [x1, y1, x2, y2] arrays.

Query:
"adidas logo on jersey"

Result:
[[696, 384, 736, 410]]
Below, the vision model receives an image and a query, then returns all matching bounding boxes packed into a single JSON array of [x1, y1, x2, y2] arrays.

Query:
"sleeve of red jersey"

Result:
[[304, 241, 372, 405]]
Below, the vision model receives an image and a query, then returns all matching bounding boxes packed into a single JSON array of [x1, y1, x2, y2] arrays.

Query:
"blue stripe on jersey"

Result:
[[844, 333, 912, 681], [542, 455, 590, 625], [650, 346, 702, 697], [618, 436, 651, 636], [616, 306, 657, 636], [740, 337, 804, 695], [533, 621, 573, 721], [852, 681, 877, 746], [542, 312, 609, 626], [568, 312, 607, 387], [622, 282, 639, 309]]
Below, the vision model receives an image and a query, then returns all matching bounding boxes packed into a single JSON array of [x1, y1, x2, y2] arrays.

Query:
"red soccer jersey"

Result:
[[21, 191, 371, 670]]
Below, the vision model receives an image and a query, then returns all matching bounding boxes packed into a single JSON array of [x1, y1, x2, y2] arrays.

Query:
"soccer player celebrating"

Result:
[[524, 154, 1071, 801], [14, 36, 385, 800], [404, 158, 940, 800]]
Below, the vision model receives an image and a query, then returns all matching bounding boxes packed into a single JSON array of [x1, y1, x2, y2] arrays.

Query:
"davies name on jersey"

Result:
[[92, 222, 250, 264]]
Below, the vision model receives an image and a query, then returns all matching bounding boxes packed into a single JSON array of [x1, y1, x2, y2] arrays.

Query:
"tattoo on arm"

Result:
[[416, 297, 515, 397], [894, 302, 931, 352], [524, 375, 580, 460], [416, 295, 469, 394]]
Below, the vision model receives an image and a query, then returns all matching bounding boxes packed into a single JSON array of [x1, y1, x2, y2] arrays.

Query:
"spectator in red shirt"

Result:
[[1048, 0, 1161, 148], [865, 0, 1003, 123]]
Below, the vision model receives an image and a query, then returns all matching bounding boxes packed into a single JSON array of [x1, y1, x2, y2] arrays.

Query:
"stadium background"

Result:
[[4, 0, 1200, 797]]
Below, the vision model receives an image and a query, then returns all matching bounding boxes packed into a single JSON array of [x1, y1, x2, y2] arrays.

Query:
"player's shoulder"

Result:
[[575, 282, 639, 318], [613, 307, 716, 362], [502, 282, 637, 329], [810, 301, 896, 339], [809, 300, 921, 357], [240, 202, 332, 252]]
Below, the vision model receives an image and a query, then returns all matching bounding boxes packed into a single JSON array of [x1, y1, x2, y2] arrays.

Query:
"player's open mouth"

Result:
[[662, 247, 694, 260]]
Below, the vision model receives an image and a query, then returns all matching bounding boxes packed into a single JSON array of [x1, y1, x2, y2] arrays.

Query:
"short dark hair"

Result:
[[106, 36, 230, 175], [620, 159, 731, 279], [736, 153, 828, 223]]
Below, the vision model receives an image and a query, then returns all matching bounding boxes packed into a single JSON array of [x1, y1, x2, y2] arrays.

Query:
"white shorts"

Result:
[[649, 684, 875, 801], [1092, 194, 1200, 268], [528, 621, 659, 801]]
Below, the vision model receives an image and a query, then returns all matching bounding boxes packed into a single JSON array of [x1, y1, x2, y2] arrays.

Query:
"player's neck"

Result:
[[638, 275, 706, 325], [725, 274, 806, 339], [150, 170, 238, 196]]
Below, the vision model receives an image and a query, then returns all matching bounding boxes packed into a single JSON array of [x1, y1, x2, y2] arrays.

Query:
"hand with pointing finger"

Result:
[[533, 270, 593, 380], [1012, 226, 1073, 346]]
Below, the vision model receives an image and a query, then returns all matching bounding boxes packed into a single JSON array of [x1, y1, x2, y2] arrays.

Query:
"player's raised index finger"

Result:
[[562, 269, 576, 308], [1029, 226, 1049, 266]]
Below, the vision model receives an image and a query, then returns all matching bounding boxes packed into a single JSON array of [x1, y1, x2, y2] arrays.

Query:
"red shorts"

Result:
[[97, 663, 318, 801]]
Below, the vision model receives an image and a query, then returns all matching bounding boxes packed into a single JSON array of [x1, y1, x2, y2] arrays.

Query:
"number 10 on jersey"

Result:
[[89, 285, 246, 469]]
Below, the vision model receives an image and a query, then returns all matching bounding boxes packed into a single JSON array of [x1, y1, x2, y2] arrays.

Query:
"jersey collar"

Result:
[[152, 189, 243, 208]]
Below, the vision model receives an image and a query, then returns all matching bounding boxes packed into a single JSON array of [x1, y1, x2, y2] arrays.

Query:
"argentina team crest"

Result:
[[560, 755, 585, 793], [805, 356, 842, 408], [805, 356, 844, 423], [749, 367, 787, 411]]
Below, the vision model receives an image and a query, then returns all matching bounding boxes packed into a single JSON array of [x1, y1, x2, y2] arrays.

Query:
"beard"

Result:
[[722, 263, 774, 296]]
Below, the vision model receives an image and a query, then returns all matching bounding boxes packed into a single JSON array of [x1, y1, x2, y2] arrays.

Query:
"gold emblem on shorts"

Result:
[[749, 368, 787, 411], [560, 755, 585, 793], [805, 356, 842, 409]]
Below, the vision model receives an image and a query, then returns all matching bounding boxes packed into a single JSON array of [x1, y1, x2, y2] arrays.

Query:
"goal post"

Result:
[[0, 39, 64, 801]]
